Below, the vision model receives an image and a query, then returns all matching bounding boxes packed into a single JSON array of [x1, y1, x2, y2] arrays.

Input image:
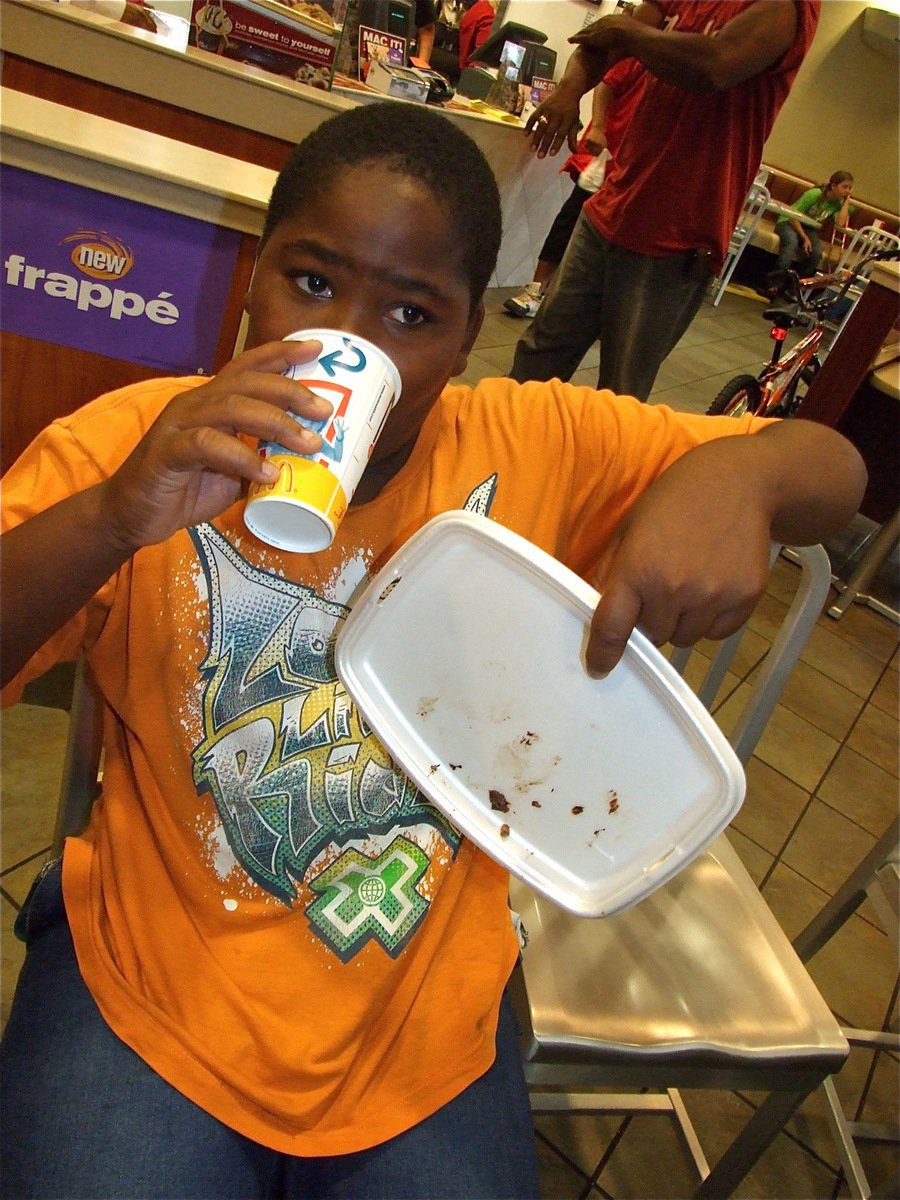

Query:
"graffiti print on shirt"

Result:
[[188, 525, 457, 956], [188, 476, 497, 959]]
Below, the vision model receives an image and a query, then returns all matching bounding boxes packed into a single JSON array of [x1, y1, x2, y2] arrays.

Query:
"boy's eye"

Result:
[[294, 273, 333, 299], [389, 303, 427, 327]]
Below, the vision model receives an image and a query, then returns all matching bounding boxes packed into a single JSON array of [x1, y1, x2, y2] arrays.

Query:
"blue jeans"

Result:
[[0, 862, 539, 1200], [774, 223, 822, 277], [510, 211, 711, 400]]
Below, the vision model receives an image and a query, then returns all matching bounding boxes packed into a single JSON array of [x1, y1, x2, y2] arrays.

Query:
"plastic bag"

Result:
[[577, 149, 611, 194]]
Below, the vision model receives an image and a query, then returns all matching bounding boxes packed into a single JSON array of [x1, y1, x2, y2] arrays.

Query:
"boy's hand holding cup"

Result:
[[245, 330, 401, 553]]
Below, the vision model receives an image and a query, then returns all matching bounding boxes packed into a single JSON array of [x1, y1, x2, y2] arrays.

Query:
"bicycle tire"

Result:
[[707, 375, 763, 417]]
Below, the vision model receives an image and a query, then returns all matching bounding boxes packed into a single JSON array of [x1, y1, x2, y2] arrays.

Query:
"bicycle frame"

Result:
[[709, 244, 900, 420], [754, 313, 823, 417]]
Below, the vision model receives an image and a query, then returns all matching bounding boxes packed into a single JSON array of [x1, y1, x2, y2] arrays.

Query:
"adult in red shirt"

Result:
[[504, 56, 646, 319], [510, 1, 822, 400], [458, 0, 495, 70]]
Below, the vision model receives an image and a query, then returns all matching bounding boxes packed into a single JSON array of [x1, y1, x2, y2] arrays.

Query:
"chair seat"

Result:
[[511, 834, 848, 1073]]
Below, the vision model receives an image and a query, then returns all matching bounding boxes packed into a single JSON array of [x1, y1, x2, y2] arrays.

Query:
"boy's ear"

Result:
[[452, 301, 485, 377]]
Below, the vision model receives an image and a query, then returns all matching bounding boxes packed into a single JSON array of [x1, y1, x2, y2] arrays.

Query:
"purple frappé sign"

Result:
[[0, 165, 244, 374]]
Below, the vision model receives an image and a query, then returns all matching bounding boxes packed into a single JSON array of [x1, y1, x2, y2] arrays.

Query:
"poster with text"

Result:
[[0, 166, 243, 374]]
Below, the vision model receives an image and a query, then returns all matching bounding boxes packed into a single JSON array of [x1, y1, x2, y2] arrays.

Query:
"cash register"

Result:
[[456, 20, 556, 101]]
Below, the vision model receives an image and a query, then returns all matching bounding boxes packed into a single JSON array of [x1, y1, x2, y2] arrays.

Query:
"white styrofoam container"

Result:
[[336, 512, 745, 918]]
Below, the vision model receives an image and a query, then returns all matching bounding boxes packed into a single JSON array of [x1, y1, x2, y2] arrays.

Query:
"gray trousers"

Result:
[[510, 212, 711, 401]]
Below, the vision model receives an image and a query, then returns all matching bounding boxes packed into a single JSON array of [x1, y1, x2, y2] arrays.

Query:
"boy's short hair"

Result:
[[262, 102, 502, 305]]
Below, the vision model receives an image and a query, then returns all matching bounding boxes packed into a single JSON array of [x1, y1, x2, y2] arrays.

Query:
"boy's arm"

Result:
[[527, 0, 796, 158], [0, 341, 330, 688], [585, 420, 867, 676]]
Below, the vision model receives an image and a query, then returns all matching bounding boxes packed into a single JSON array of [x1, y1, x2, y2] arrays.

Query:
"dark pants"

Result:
[[773, 223, 823, 277], [511, 212, 711, 401], [0, 861, 540, 1200], [537, 183, 593, 265]]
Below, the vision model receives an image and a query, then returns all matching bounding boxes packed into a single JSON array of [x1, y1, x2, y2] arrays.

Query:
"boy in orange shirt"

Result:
[[0, 101, 865, 1198]]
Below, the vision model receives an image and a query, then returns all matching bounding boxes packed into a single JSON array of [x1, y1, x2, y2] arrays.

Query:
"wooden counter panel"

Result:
[[1, 333, 169, 475], [1, 230, 259, 475], [2, 54, 295, 172]]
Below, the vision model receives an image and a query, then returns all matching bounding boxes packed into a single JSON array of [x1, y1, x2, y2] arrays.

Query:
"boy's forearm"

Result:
[[685, 420, 866, 546], [1, 484, 132, 686]]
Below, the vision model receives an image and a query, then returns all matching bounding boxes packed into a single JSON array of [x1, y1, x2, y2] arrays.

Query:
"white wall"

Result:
[[762, 1, 899, 213]]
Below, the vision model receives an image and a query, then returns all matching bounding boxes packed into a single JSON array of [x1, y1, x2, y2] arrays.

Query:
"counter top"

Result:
[[871, 259, 900, 294], [0, 86, 276, 233], [1, 0, 571, 285]]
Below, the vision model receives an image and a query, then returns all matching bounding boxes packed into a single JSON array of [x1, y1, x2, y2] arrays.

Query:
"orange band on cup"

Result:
[[249, 454, 348, 526]]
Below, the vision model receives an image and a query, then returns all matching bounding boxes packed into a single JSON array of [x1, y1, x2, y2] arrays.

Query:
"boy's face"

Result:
[[245, 162, 484, 497]]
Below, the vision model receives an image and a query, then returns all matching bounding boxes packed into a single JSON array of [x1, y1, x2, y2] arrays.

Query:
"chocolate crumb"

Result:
[[531, 800, 542, 808], [489, 789, 510, 812], [608, 790, 620, 814], [429, 764, 439, 775], [571, 805, 584, 815], [499, 823, 510, 838], [449, 763, 462, 770]]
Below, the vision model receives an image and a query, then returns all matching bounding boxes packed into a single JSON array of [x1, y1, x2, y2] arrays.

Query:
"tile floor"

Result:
[[1, 285, 897, 1198]]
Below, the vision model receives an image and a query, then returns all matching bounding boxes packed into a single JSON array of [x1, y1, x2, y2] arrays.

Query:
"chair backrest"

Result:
[[710, 182, 771, 306], [51, 657, 103, 857], [834, 224, 900, 279], [733, 182, 771, 242], [668, 543, 832, 765]]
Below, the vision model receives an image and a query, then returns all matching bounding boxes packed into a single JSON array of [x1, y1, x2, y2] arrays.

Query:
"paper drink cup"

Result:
[[244, 329, 401, 553]]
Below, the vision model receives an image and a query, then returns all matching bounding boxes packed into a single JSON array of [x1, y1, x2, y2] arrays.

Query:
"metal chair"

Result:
[[708, 182, 771, 307], [510, 543, 851, 1198], [814, 225, 900, 358], [50, 656, 102, 856], [793, 817, 900, 1199]]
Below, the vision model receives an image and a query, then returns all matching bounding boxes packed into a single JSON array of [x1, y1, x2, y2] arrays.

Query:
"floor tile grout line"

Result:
[[0, 884, 24, 911], [0, 844, 53, 881], [532, 1125, 594, 1189], [759, 649, 896, 892]]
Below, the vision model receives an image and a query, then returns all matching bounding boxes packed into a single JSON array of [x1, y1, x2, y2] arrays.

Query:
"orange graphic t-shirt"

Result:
[[1, 375, 768, 1153]]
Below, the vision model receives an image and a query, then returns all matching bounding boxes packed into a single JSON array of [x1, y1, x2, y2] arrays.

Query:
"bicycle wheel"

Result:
[[707, 375, 763, 417]]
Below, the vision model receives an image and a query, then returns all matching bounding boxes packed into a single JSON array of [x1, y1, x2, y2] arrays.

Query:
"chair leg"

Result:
[[822, 1075, 873, 1200], [826, 509, 900, 622], [693, 1088, 811, 1199]]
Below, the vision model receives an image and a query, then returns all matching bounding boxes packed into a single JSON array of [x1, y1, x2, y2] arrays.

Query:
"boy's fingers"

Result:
[[586, 576, 642, 677]]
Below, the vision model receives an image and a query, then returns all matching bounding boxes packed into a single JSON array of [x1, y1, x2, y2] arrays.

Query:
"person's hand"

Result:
[[585, 457, 772, 676], [582, 128, 608, 156], [96, 339, 332, 555], [800, 233, 812, 255], [120, 2, 159, 32], [568, 15, 633, 57], [524, 85, 584, 158]]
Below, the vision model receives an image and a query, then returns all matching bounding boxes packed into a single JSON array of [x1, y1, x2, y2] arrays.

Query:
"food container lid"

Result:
[[335, 512, 745, 918]]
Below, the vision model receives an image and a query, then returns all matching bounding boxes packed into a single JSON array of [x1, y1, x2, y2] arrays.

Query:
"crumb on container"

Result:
[[489, 789, 510, 812]]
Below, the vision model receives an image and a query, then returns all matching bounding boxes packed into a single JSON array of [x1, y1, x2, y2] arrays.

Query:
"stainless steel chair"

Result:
[[793, 816, 900, 1199], [510, 543, 850, 1198], [708, 182, 771, 308], [815, 225, 900, 359]]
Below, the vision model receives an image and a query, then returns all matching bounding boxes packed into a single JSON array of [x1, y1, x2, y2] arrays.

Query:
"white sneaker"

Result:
[[504, 282, 543, 319]]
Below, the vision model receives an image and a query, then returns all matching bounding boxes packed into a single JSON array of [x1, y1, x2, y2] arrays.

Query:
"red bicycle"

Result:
[[707, 246, 900, 419]]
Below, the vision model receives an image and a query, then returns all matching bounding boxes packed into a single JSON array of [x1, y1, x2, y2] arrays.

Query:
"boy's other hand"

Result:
[[98, 339, 333, 556], [585, 465, 772, 677]]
